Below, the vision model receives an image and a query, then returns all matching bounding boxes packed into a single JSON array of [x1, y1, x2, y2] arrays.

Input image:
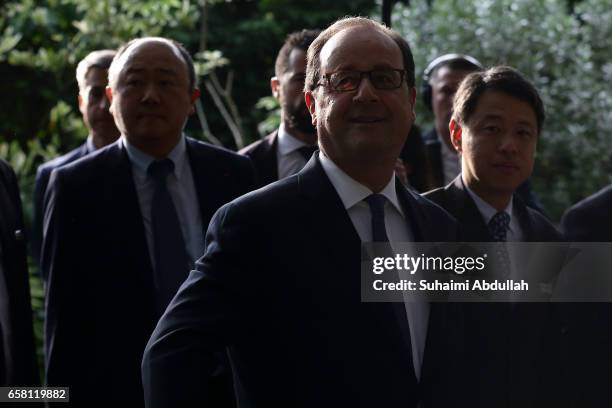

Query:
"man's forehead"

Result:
[[118, 39, 185, 72], [320, 26, 400, 70]]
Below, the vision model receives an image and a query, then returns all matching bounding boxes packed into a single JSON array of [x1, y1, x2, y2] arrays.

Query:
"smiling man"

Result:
[[42, 37, 254, 407], [143, 17, 461, 408]]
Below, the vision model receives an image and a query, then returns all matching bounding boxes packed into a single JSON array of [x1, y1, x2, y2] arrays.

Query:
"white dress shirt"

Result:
[[276, 124, 313, 179], [319, 152, 429, 380], [122, 135, 204, 270], [462, 175, 523, 241]]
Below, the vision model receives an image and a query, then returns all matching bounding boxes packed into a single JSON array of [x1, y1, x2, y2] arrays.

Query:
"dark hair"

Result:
[[76, 49, 116, 91], [275, 29, 321, 77], [109, 37, 196, 92], [453, 66, 545, 133], [305, 16, 415, 92]]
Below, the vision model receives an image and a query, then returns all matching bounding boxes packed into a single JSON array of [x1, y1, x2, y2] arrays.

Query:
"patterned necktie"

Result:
[[488, 211, 510, 242], [488, 211, 512, 277], [364, 194, 389, 242], [296, 145, 317, 161], [148, 159, 190, 312]]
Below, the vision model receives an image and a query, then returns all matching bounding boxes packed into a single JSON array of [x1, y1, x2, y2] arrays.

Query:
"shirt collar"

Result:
[[277, 123, 309, 155], [86, 135, 96, 153], [461, 173, 515, 228], [121, 134, 187, 179], [319, 152, 404, 216]]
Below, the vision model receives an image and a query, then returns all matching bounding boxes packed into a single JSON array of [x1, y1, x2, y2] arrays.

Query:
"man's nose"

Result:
[[498, 132, 519, 154], [142, 83, 161, 103], [353, 76, 379, 103]]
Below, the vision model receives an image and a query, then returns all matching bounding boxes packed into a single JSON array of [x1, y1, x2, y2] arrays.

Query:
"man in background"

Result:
[[43, 37, 254, 407], [421, 53, 543, 211], [239, 29, 320, 188], [33, 49, 119, 267]]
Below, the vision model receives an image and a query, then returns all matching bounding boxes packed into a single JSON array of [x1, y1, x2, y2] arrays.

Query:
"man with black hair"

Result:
[[43, 37, 254, 407], [425, 66, 564, 406], [421, 54, 543, 211], [239, 29, 320, 188]]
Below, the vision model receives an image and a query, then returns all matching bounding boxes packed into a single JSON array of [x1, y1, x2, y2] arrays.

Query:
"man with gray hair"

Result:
[[33, 49, 119, 266], [143, 17, 460, 408], [43, 37, 254, 407]]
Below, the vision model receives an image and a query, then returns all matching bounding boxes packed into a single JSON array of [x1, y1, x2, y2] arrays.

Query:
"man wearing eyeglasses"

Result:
[[143, 17, 461, 408]]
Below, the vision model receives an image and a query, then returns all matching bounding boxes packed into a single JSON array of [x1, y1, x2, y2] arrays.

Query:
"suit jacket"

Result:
[[238, 130, 278, 188], [422, 128, 546, 214], [424, 176, 565, 407], [142, 155, 470, 408], [42, 138, 255, 407], [0, 159, 39, 387], [560, 186, 612, 407], [32, 142, 90, 266]]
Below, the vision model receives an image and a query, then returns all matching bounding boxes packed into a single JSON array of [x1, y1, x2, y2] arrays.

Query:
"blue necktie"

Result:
[[148, 159, 190, 312], [364, 194, 389, 242]]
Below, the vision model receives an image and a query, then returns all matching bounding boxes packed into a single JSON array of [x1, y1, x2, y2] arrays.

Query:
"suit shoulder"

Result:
[[36, 144, 87, 178], [564, 184, 612, 221], [525, 206, 563, 241], [188, 138, 250, 165], [422, 186, 447, 205], [238, 133, 274, 157]]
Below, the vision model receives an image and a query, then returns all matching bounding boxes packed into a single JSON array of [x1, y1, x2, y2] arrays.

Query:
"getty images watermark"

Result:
[[361, 242, 612, 302]]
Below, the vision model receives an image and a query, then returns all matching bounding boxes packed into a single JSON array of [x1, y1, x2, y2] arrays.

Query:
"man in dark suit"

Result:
[[420, 54, 543, 212], [239, 29, 320, 188], [142, 17, 467, 408], [43, 37, 255, 407], [561, 190, 612, 406], [0, 159, 39, 387], [33, 49, 119, 266], [424, 66, 564, 406]]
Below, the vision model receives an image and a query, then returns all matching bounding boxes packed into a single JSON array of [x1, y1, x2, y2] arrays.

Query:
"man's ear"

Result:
[[449, 118, 463, 154], [304, 90, 317, 125], [105, 87, 113, 103], [188, 88, 201, 115], [78, 94, 85, 114], [270, 76, 280, 99], [105, 87, 114, 114]]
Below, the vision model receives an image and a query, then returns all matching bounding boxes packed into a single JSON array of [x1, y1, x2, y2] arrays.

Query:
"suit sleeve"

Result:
[[1, 163, 39, 386], [42, 169, 89, 403], [142, 201, 253, 408], [32, 167, 49, 268]]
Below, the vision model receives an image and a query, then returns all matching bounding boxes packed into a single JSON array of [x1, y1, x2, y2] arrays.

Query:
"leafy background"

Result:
[[1, 0, 611, 373]]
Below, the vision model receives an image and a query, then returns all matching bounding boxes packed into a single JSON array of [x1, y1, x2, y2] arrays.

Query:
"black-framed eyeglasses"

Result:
[[318, 69, 406, 92]]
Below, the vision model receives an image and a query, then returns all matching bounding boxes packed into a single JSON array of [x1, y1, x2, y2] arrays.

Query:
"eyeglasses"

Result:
[[318, 69, 406, 92]]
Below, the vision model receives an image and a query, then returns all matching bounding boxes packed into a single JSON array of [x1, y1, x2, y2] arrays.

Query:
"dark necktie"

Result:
[[488, 211, 510, 242], [488, 211, 512, 277], [148, 159, 190, 312], [364, 193, 390, 242], [297, 145, 317, 161]]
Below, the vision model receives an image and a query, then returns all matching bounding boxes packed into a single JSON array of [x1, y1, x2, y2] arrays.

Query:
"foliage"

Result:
[[394, 0, 612, 220]]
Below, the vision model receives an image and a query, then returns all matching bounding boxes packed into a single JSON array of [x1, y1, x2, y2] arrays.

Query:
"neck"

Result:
[[328, 152, 395, 193], [127, 134, 181, 159], [284, 124, 317, 146], [463, 174, 512, 212]]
